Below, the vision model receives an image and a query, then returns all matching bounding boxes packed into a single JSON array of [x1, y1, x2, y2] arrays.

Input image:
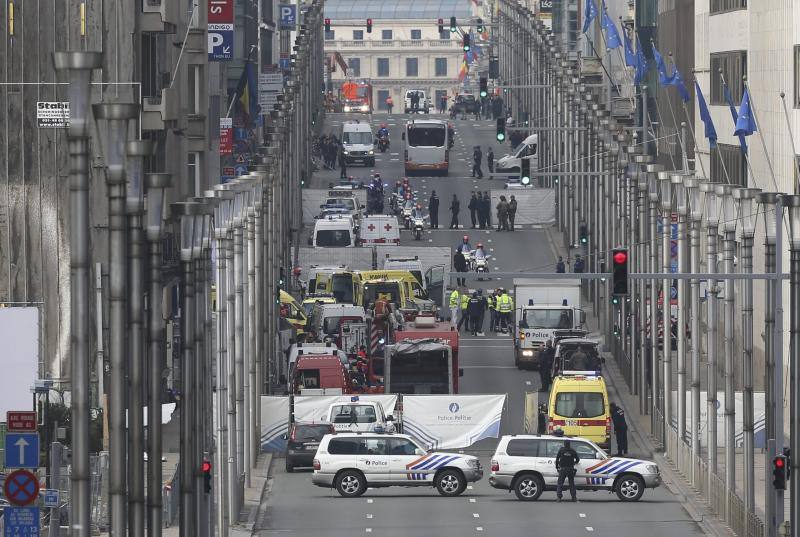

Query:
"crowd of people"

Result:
[[447, 286, 514, 336]]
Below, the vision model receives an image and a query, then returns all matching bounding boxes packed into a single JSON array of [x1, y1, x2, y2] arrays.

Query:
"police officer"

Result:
[[449, 287, 461, 328], [487, 290, 497, 333], [467, 291, 484, 336], [497, 289, 514, 332], [458, 288, 471, 333], [555, 440, 580, 502], [610, 402, 628, 456], [538, 339, 555, 392], [573, 254, 585, 273], [556, 256, 566, 273]]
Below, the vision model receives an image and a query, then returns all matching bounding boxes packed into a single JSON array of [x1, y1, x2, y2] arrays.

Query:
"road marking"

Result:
[[366, 529, 372, 533], [367, 499, 373, 503], [476, 528, 484, 532], [467, 485, 474, 490], [366, 514, 373, 519], [390, 153, 400, 156], [469, 498, 477, 503], [428, 239, 434, 242], [472, 513, 480, 518], [585, 528, 594, 532], [526, 380, 532, 385], [579, 513, 586, 518], [461, 365, 518, 368], [487, 239, 492, 243]]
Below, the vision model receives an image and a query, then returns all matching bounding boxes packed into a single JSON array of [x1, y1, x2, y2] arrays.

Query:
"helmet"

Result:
[[374, 172, 381, 178], [403, 177, 409, 184], [380, 123, 387, 129], [416, 204, 421, 210], [396, 181, 401, 186], [477, 242, 483, 248], [463, 235, 469, 242]]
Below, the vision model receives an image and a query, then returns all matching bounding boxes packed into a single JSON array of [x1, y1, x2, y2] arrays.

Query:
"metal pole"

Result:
[[94, 102, 139, 537], [146, 174, 172, 537], [246, 202, 257, 486], [774, 195, 786, 535], [703, 184, 720, 478], [52, 51, 102, 537], [686, 176, 702, 487], [785, 195, 800, 537], [648, 167, 662, 434], [673, 174, 688, 448], [225, 224, 239, 519], [234, 208, 246, 482], [49, 442, 63, 537], [659, 172, 673, 451]]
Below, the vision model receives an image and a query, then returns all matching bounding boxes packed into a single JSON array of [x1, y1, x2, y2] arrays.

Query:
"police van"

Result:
[[489, 434, 660, 502], [312, 432, 483, 497]]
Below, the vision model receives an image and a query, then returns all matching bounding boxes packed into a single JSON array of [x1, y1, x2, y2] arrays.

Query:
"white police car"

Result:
[[312, 432, 483, 497], [489, 434, 660, 501]]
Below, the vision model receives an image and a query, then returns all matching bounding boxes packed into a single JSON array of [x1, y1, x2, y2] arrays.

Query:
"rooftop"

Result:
[[324, 0, 473, 20]]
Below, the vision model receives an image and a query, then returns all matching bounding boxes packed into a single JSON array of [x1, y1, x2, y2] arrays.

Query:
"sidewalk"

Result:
[[545, 227, 736, 537], [230, 453, 273, 537]]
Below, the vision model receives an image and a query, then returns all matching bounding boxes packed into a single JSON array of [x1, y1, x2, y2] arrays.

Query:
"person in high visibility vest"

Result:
[[497, 289, 514, 332], [458, 288, 471, 333], [487, 290, 497, 333], [449, 288, 461, 328]]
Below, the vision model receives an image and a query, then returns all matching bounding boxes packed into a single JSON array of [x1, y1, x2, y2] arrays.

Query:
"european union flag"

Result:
[[634, 38, 648, 85], [623, 29, 636, 67], [695, 81, 717, 149], [670, 68, 690, 103], [723, 80, 748, 154], [734, 88, 757, 137], [651, 43, 674, 87], [602, 8, 622, 49], [582, 0, 598, 34]]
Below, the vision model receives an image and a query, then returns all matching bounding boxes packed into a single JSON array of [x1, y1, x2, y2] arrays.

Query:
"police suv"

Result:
[[312, 432, 483, 497], [489, 434, 660, 502]]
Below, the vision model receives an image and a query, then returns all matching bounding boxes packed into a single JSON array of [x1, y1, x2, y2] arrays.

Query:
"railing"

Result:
[[328, 39, 458, 49], [164, 464, 180, 527]]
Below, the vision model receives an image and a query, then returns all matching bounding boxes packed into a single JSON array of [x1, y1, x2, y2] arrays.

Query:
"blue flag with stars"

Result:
[[602, 8, 622, 49], [582, 0, 598, 33], [669, 68, 691, 103], [734, 88, 757, 137], [723, 80, 748, 154], [695, 81, 717, 149], [623, 29, 636, 67]]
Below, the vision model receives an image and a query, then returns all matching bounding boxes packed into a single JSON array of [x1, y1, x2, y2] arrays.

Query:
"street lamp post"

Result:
[[685, 176, 703, 487], [672, 173, 688, 449], [93, 101, 139, 537], [733, 186, 761, 515], [52, 49, 103, 537], [658, 171, 674, 450], [784, 195, 800, 537], [126, 139, 155, 537], [647, 166, 663, 432], [145, 172, 172, 537]]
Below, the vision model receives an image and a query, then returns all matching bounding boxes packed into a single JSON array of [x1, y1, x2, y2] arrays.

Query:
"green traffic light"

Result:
[[612, 297, 620, 305], [450, 27, 456, 32], [480, 90, 488, 98], [496, 133, 505, 141], [463, 45, 470, 52], [521, 176, 530, 185], [581, 237, 588, 244]]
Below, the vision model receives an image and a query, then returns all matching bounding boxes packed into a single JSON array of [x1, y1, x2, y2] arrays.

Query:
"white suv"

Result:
[[489, 435, 660, 502], [312, 432, 483, 497]]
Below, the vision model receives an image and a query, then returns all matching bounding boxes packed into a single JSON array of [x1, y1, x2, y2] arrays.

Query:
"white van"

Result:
[[359, 215, 400, 246], [383, 256, 424, 288], [404, 89, 430, 114], [311, 215, 357, 248], [341, 121, 376, 167], [496, 134, 539, 173]]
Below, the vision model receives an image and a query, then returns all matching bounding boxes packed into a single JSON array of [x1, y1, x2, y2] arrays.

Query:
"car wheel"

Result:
[[435, 469, 466, 497], [285, 460, 294, 473], [335, 470, 367, 498], [615, 474, 645, 502], [513, 473, 544, 501]]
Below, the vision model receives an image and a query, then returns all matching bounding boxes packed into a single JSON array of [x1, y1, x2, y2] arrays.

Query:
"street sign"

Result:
[[208, 24, 234, 61], [279, 4, 297, 30], [6, 412, 37, 432], [41, 488, 59, 508], [258, 73, 284, 109], [4, 470, 40, 506], [279, 58, 291, 70], [4, 433, 40, 468], [3, 506, 40, 537]]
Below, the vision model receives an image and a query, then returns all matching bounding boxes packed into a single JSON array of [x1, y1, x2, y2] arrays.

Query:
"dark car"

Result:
[[284, 422, 335, 472], [452, 94, 480, 115]]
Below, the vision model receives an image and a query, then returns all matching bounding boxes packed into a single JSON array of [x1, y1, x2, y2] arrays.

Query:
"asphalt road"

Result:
[[260, 112, 706, 536]]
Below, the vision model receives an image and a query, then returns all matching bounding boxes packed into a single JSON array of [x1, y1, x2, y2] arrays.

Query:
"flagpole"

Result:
[[779, 91, 800, 195], [742, 77, 780, 191], [719, 71, 758, 185], [679, 99, 707, 178]]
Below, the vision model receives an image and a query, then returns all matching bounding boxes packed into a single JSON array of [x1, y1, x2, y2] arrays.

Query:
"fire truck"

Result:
[[339, 80, 373, 114]]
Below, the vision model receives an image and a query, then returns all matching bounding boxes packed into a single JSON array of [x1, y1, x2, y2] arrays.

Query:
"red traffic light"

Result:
[[201, 461, 212, 473], [775, 457, 785, 468], [613, 251, 628, 264], [438, 18, 443, 24]]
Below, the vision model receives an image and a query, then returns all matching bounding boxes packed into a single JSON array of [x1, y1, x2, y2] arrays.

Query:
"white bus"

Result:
[[403, 119, 449, 176]]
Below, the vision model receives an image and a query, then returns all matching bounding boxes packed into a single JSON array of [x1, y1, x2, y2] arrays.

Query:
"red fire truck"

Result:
[[339, 81, 373, 114]]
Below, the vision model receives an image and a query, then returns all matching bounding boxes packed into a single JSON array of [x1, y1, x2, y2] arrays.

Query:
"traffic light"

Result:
[[477, 18, 484, 33], [773, 455, 787, 490], [579, 224, 588, 245], [462, 33, 470, 52], [496, 117, 506, 141], [611, 248, 629, 298], [438, 18, 444, 33], [450, 16, 457, 32], [324, 18, 331, 32], [520, 158, 531, 185], [202, 460, 212, 494], [489, 56, 499, 79], [479, 77, 488, 98], [366, 18, 372, 33]]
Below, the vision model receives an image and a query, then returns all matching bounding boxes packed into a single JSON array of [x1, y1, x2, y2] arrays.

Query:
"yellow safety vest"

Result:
[[487, 296, 496, 310], [498, 294, 513, 312], [461, 294, 470, 310], [449, 290, 460, 308]]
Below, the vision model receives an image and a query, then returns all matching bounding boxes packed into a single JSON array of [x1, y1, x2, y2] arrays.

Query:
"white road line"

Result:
[[476, 528, 483, 532], [579, 513, 586, 518], [366, 529, 372, 533], [366, 514, 373, 519], [585, 527, 594, 532], [467, 485, 474, 490], [461, 364, 518, 368], [367, 499, 374, 504], [428, 239, 433, 242], [487, 239, 492, 243], [472, 513, 480, 518], [525, 380, 532, 385]]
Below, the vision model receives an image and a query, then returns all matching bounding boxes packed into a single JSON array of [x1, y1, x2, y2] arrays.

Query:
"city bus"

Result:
[[403, 119, 449, 176]]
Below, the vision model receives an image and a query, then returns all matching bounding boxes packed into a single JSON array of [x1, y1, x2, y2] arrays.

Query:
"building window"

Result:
[[377, 90, 390, 111], [710, 0, 747, 14], [795, 46, 800, 108], [406, 58, 419, 77], [710, 51, 747, 105], [439, 30, 450, 40], [377, 58, 390, 77], [411, 29, 422, 40], [187, 64, 202, 115], [710, 143, 747, 186], [347, 58, 361, 77], [382, 29, 393, 40], [187, 152, 203, 196], [434, 57, 448, 77], [325, 30, 335, 40], [353, 30, 364, 40]]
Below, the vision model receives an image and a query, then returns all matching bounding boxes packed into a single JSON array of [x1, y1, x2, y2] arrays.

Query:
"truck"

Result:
[[340, 81, 373, 113], [513, 278, 586, 370], [320, 398, 389, 433], [292, 353, 353, 395], [375, 318, 462, 393]]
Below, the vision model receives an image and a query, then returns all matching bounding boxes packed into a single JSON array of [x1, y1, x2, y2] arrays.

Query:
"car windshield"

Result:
[[343, 131, 373, 145], [523, 308, 573, 328], [331, 404, 377, 424], [294, 424, 332, 441], [315, 229, 352, 247], [326, 199, 355, 211], [407, 126, 446, 147], [554, 392, 605, 418], [356, 87, 370, 98], [331, 274, 354, 303]]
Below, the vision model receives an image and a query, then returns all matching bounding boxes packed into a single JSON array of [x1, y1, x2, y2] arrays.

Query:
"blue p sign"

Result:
[[279, 4, 296, 30]]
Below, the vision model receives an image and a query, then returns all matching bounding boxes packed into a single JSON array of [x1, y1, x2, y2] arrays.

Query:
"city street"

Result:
[[258, 112, 706, 536]]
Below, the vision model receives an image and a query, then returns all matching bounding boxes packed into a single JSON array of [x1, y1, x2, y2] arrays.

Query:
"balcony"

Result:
[[140, 0, 178, 33], [142, 87, 178, 131], [327, 39, 458, 50]]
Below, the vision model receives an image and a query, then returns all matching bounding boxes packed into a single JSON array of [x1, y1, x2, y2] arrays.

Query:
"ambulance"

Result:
[[546, 372, 611, 450]]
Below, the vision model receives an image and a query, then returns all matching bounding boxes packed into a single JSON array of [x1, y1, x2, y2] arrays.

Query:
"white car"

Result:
[[312, 432, 483, 497], [489, 434, 660, 502]]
